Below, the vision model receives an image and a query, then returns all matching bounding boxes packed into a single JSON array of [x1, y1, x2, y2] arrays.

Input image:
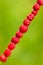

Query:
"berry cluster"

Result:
[[0, 0, 43, 62]]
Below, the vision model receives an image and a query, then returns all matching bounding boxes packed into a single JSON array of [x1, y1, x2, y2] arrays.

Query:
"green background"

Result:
[[0, 0, 43, 65]]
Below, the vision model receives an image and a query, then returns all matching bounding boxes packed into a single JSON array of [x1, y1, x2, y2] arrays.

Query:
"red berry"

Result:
[[20, 25, 28, 33], [27, 13, 34, 21], [8, 42, 16, 50], [33, 3, 40, 11], [16, 31, 23, 38], [0, 54, 7, 62], [23, 19, 30, 26], [37, 0, 43, 5], [4, 48, 11, 57], [11, 36, 19, 44], [31, 10, 38, 16]]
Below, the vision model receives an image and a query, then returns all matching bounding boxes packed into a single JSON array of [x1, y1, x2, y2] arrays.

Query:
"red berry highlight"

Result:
[[20, 25, 28, 33], [4, 48, 11, 57], [37, 0, 43, 5], [33, 3, 40, 11], [31, 10, 38, 16], [27, 13, 34, 21], [8, 42, 16, 50], [23, 19, 30, 26], [0, 55, 7, 62], [16, 31, 23, 38], [11, 36, 19, 44]]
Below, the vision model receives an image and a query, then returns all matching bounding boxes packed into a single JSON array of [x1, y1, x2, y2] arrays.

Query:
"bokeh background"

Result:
[[0, 0, 43, 65]]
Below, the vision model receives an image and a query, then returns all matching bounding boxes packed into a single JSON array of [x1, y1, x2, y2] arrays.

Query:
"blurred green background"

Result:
[[0, 0, 43, 65]]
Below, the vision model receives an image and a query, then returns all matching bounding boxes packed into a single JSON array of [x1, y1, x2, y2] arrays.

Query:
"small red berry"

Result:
[[4, 48, 11, 57], [37, 0, 43, 5], [27, 13, 34, 21], [8, 42, 16, 50], [0, 54, 7, 62], [16, 31, 23, 38], [33, 3, 40, 11], [23, 19, 30, 26], [31, 10, 38, 16], [11, 36, 19, 44], [20, 25, 28, 33]]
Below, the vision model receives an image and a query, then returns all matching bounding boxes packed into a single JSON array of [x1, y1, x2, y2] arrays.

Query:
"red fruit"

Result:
[[33, 3, 40, 11], [31, 10, 38, 16], [4, 48, 11, 57], [20, 25, 28, 33], [16, 31, 23, 38], [27, 13, 34, 21], [11, 36, 19, 44], [0, 54, 7, 62], [8, 42, 16, 50], [23, 19, 30, 26], [37, 0, 43, 5]]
